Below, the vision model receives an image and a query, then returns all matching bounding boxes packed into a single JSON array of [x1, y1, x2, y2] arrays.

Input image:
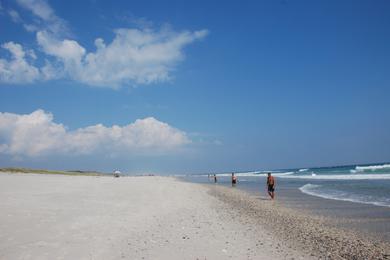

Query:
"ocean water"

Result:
[[181, 162, 390, 208]]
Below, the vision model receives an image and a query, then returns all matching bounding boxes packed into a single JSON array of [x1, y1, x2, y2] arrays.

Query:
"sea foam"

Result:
[[299, 183, 390, 208]]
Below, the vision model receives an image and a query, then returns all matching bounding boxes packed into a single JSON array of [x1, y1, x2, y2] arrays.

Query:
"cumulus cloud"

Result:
[[37, 31, 85, 62], [0, 110, 190, 157], [0, 42, 40, 83], [0, 27, 207, 87], [1, 0, 208, 87], [36, 28, 208, 87]]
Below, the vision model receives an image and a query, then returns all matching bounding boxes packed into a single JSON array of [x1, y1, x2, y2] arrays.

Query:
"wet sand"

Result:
[[276, 184, 390, 242], [208, 184, 390, 259]]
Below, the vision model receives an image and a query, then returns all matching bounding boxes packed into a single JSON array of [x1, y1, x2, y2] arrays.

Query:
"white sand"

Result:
[[0, 173, 311, 260]]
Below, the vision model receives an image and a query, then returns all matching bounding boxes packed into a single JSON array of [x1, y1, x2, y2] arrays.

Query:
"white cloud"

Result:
[[0, 25, 207, 88], [37, 31, 85, 62], [15, 0, 68, 34], [1, 0, 208, 87], [23, 23, 39, 32], [0, 42, 40, 83], [6, 7, 39, 32], [0, 110, 190, 157], [36, 28, 208, 87], [8, 9, 22, 23], [40, 59, 62, 80], [0, 41, 60, 83], [16, 0, 53, 20]]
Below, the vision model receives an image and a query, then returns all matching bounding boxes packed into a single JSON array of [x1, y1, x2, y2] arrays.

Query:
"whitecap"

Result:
[[355, 164, 390, 172], [280, 174, 390, 180]]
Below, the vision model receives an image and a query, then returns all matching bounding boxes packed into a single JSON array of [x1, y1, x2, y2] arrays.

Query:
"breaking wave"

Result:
[[280, 174, 390, 180], [354, 164, 390, 172], [299, 184, 390, 208], [212, 171, 294, 177]]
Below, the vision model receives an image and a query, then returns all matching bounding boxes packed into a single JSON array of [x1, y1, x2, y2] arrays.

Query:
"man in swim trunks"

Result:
[[267, 172, 275, 199], [231, 173, 237, 186]]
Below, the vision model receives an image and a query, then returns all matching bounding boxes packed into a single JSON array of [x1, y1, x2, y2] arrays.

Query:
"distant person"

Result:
[[231, 173, 237, 186], [266, 172, 275, 199], [214, 174, 217, 183]]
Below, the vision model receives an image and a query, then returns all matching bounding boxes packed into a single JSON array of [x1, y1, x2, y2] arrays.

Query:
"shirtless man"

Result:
[[231, 173, 237, 186], [266, 172, 275, 199]]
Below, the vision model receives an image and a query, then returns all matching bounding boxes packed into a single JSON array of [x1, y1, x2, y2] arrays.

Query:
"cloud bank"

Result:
[[0, 0, 208, 88], [0, 110, 190, 157]]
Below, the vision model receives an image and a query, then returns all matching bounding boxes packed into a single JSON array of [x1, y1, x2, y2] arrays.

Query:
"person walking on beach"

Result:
[[214, 174, 217, 183], [231, 173, 237, 186], [267, 172, 275, 199]]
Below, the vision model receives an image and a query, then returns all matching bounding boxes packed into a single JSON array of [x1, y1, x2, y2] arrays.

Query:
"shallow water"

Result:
[[182, 163, 390, 208], [180, 162, 390, 241]]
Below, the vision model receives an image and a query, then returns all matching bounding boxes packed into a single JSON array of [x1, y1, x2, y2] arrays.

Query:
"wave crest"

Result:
[[355, 164, 390, 172], [280, 174, 390, 180]]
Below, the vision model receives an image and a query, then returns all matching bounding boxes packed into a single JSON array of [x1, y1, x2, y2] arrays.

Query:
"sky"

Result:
[[0, 0, 390, 174]]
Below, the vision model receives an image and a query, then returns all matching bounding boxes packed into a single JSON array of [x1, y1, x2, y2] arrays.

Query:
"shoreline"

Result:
[[182, 174, 390, 242], [204, 182, 390, 259], [275, 183, 390, 243]]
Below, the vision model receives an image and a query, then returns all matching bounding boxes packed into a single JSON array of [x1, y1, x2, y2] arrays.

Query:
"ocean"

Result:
[[181, 162, 390, 208]]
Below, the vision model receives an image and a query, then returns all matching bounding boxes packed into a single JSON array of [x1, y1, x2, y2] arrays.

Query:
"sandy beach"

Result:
[[0, 173, 388, 259]]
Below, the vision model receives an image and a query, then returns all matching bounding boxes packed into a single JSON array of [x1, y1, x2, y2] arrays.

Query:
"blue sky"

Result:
[[0, 0, 389, 174]]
